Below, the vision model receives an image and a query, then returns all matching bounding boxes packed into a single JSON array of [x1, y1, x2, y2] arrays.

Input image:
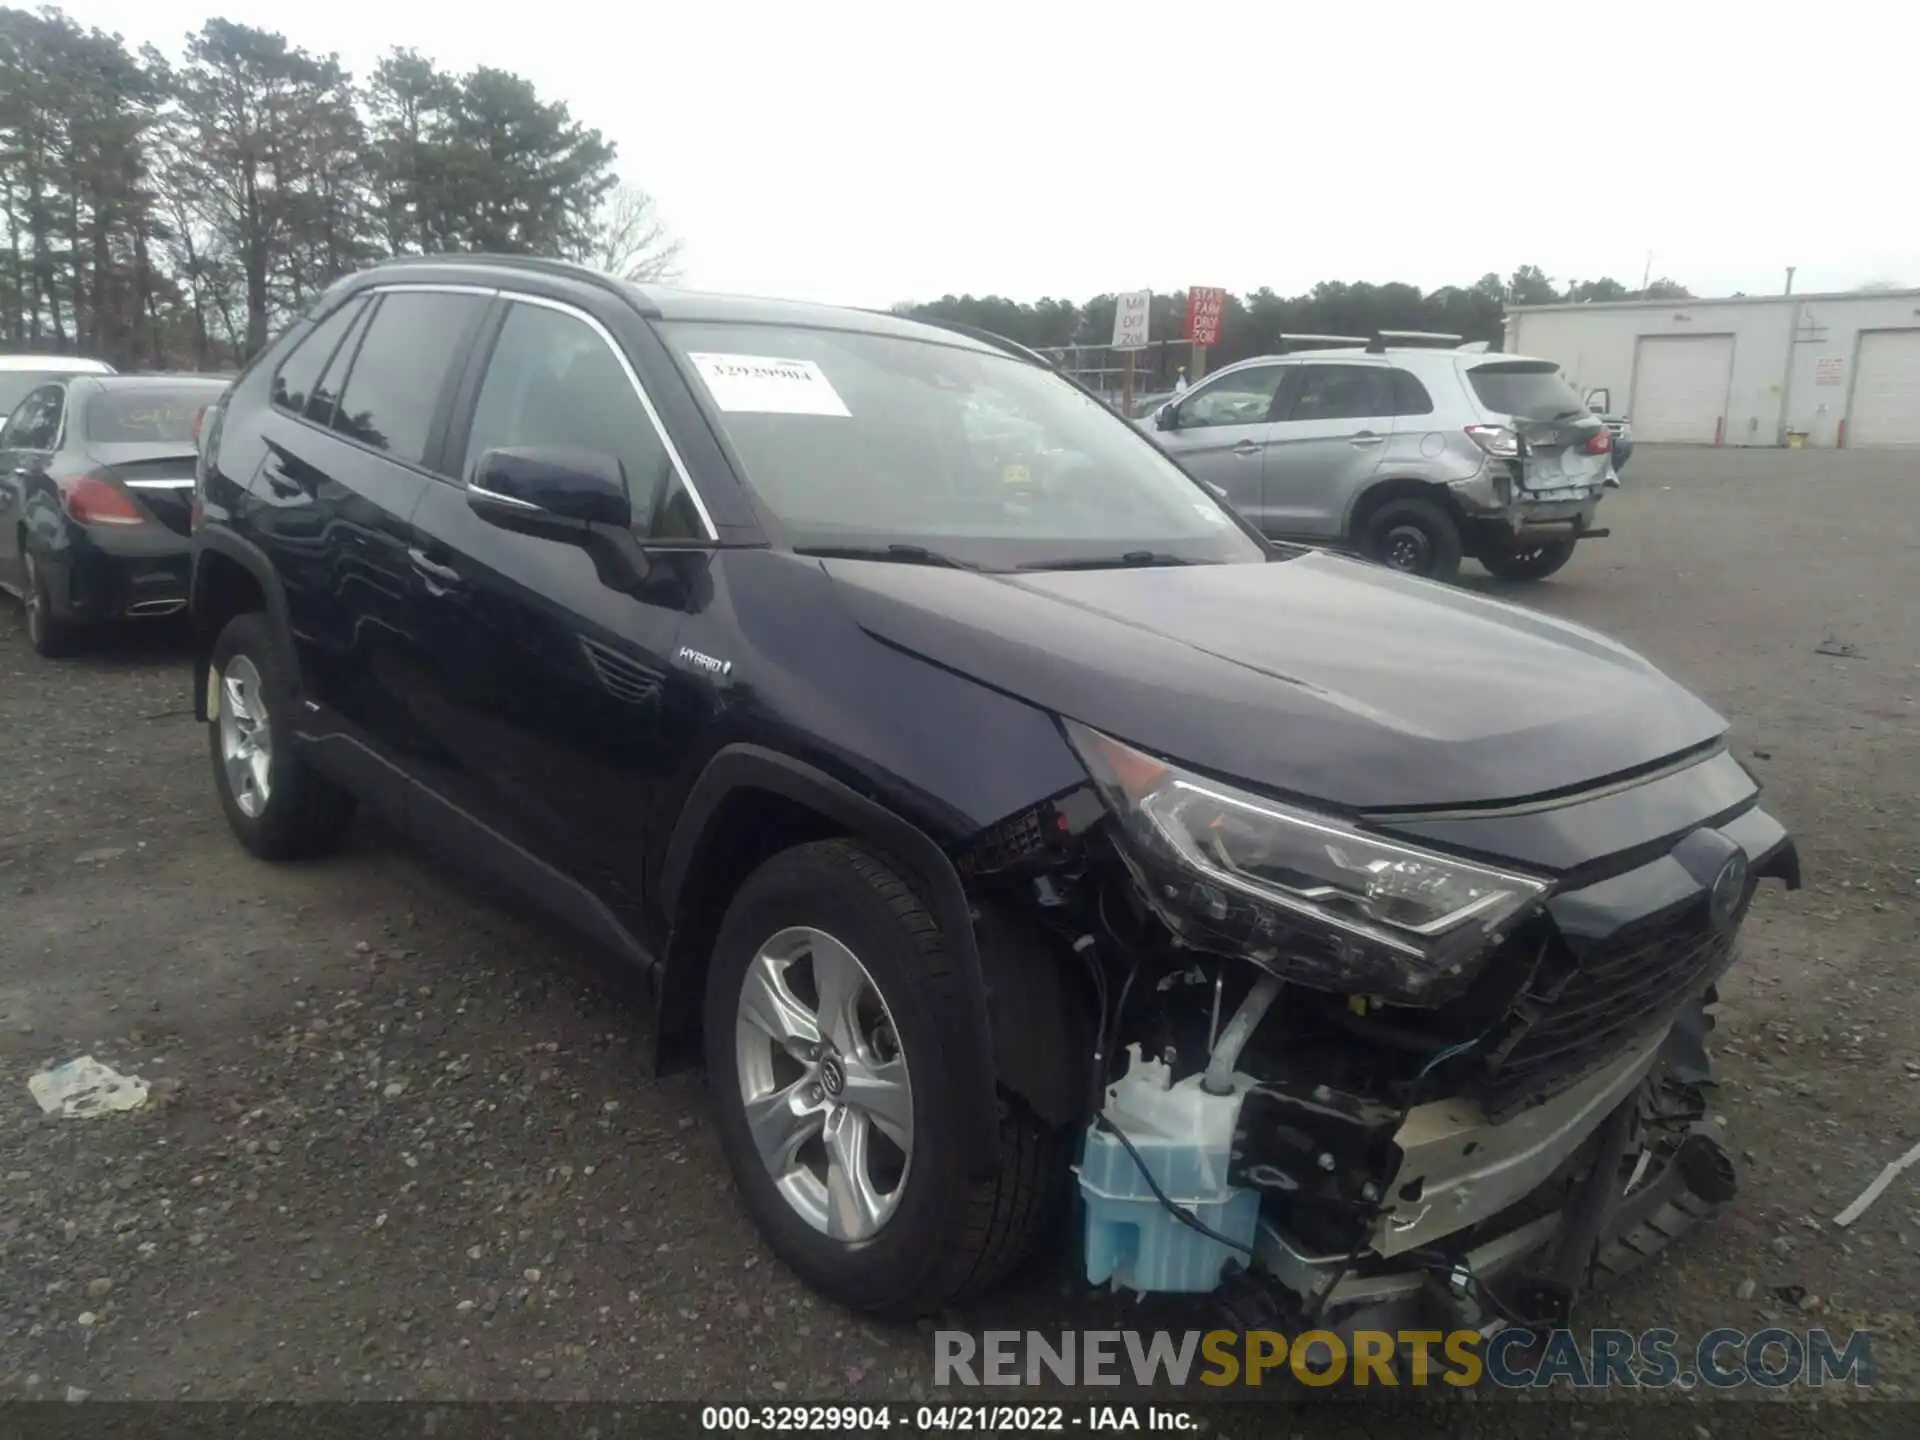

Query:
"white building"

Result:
[[1503, 290, 1920, 448]]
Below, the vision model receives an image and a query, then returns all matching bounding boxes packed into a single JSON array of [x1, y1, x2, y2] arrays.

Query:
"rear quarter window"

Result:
[[1388, 369, 1433, 416], [1467, 362, 1586, 421]]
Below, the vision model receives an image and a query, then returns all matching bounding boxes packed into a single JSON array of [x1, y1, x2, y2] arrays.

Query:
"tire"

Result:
[[21, 547, 80, 658], [208, 611, 356, 860], [704, 838, 1068, 1317], [1481, 539, 1577, 582], [1358, 496, 1462, 582]]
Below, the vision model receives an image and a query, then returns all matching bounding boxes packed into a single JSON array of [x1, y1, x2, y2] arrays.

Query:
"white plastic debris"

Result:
[[28, 1056, 149, 1118], [1833, 1137, 1920, 1229]]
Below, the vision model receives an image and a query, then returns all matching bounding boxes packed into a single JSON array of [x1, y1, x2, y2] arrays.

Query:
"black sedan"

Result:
[[1, 373, 229, 655]]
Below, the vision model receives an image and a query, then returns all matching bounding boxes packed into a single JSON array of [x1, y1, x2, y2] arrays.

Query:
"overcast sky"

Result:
[[59, 0, 1915, 307]]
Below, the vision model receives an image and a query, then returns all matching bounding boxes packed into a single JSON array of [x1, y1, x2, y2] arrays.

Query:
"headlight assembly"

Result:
[[1063, 720, 1550, 1006]]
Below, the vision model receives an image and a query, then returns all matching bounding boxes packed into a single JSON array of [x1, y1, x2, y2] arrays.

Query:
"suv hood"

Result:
[[823, 550, 1726, 811]]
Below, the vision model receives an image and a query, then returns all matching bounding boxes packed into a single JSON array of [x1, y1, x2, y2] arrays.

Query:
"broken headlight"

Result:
[[1064, 720, 1550, 1006]]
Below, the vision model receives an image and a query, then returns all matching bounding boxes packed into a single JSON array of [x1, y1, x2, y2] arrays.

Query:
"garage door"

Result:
[[1849, 330, 1920, 447], [1631, 335, 1734, 443]]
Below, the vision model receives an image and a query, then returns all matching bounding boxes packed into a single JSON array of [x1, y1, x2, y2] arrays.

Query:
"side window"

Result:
[[1177, 364, 1287, 429], [1284, 364, 1391, 423], [462, 301, 697, 537], [1388, 368, 1434, 416], [331, 291, 488, 467], [272, 299, 365, 419], [4, 385, 64, 450], [306, 300, 377, 428]]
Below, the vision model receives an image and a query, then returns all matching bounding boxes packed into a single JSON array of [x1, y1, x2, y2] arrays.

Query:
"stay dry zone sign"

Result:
[[1186, 287, 1226, 348]]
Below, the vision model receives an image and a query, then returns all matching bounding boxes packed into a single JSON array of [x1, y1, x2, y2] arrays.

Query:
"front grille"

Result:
[[1472, 896, 1738, 1119]]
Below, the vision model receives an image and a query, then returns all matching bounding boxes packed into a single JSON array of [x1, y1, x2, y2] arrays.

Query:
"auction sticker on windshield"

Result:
[[689, 353, 851, 417]]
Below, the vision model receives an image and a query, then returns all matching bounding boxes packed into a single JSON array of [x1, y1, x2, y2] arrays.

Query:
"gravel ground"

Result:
[[0, 448, 1915, 1408]]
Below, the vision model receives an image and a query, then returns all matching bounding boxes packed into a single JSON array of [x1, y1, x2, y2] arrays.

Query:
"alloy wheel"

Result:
[[217, 655, 274, 818], [734, 925, 913, 1241]]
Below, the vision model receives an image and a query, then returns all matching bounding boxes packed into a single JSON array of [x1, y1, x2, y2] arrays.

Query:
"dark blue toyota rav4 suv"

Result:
[[190, 255, 1796, 1329]]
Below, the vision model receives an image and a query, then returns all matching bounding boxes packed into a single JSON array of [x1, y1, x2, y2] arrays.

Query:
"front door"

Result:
[[1149, 363, 1288, 530], [403, 295, 710, 923], [1262, 362, 1395, 537]]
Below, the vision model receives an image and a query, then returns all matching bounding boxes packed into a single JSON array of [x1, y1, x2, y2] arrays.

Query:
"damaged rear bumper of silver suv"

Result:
[[1448, 464, 1606, 542]]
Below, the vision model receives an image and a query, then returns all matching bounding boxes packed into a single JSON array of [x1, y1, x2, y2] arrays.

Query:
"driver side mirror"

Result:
[[1154, 401, 1179, 432], [468, 446, 649, 591]]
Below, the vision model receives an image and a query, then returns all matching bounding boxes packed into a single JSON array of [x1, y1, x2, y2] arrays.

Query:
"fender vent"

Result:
[[580, 637, 664, 706]]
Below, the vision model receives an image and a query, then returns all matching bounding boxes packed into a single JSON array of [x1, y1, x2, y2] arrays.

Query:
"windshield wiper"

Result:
[[1016, 551, 1195, 572], [794, 543, 985, 572]]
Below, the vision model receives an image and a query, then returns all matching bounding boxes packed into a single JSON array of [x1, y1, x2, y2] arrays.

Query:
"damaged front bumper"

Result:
[[1075, 798, 1798, 1334]]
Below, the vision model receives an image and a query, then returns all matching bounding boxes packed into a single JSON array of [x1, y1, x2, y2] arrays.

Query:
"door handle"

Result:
[[1231, 440, 1262, 456], [408, 548, 462, 589], [1349, 432, 1385, 447]]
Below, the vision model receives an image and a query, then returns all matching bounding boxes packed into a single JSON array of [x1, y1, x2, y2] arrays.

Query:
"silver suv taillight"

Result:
[[1463, 424, 1521, 458]]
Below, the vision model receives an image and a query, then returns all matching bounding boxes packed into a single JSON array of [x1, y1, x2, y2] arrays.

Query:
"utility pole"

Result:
[[1784, 266, 1796, 295], [1641, 251, 1653, 290]]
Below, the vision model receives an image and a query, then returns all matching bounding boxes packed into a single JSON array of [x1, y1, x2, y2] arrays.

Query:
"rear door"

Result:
[[1149, 363, 1287, 526], [403, 294, 711, 920], [248, 285, 491, 765], [1261, 362, 1393, 537]]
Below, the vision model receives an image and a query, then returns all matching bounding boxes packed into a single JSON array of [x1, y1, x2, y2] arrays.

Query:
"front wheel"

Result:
[[704, 839, 1067, 1317], [1359, 497, 1463, 582], [1481, 539, 1578, 581]]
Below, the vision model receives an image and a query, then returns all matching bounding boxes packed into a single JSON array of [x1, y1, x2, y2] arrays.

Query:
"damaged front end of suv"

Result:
[[960, 719, 1798, 1338]]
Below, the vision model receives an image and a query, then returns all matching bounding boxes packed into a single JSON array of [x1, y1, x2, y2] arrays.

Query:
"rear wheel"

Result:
[[704, 839, 1067, 1317], [208, 612, 356, 859], [21, 548, 80, 658], [1359, 497, 1462, 582], [1481, 539, 1577, 582]]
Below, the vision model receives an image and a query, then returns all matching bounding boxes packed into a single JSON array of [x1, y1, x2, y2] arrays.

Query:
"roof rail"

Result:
[[367, 252, 661, 316], [897, 314, 1057, 369], [1277, 333, 1369, 352], [1366, 329, 1464, 353]]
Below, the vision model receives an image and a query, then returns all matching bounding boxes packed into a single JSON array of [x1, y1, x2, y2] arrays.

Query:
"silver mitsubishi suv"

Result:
[[1136, 332, 1614, 582]]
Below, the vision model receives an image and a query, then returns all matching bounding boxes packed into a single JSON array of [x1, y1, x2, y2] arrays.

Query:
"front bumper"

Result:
[[1240, 1048, 1728, 1344], [1084, 797, 1797, 1331]]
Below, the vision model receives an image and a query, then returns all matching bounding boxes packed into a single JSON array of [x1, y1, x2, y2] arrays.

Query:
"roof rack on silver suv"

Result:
[[1364, 330, 1464, 353], [1276, 333, 1370, 352]]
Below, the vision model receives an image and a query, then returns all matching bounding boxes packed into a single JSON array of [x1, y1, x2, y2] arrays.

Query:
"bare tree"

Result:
[[584, 182, 682, 282]]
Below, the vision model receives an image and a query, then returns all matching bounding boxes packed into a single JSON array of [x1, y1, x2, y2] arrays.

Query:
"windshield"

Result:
[[1467, 361, 1588, 422], [86, 384, 227, 444], [659, 322, 1265, 569]]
